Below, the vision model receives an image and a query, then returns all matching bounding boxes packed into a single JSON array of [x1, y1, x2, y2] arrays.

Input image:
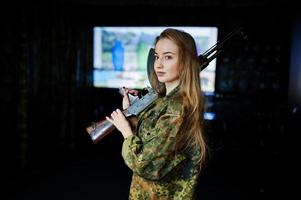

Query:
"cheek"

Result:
[[175, 69, 181, 78], [173, 63, 181, 77]]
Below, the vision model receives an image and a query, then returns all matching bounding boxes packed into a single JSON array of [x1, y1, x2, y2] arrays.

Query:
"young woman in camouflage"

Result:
[[106, 28, 207, 199]]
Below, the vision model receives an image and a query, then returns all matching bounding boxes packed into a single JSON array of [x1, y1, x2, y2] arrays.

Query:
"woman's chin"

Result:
[[157, 78, 166, 83]]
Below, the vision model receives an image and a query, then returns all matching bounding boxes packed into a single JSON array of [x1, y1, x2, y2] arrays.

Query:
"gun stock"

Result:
[[86, 119, 115, 144], [86, 88, 157, 143]]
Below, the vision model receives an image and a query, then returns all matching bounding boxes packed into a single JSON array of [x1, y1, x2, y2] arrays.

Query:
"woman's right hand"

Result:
[[122, 87, 139, 110]]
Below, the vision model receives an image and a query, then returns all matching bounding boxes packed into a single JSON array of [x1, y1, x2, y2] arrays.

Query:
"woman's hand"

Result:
[[106, 109, 133, 139], [122, 87, 139, 110]]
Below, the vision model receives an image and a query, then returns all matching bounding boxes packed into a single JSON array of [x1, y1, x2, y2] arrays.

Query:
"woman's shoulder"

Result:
[[166, 95, 183, 115]]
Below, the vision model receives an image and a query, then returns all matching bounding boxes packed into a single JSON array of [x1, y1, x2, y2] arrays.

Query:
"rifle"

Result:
[[86, 27, 246, 144]]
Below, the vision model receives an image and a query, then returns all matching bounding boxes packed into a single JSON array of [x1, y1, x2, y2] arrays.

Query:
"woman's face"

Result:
[[154, 38, 181, 85]]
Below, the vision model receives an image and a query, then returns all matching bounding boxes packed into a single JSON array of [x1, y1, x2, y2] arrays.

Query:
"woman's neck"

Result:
[[165, 79, 180, 95]]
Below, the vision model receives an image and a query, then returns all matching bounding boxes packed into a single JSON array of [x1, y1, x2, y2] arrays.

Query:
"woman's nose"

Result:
[[155, 59, 163, 68]]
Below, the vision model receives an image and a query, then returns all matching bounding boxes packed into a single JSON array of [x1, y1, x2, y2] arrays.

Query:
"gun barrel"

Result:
[[202, 27, 243, 58]]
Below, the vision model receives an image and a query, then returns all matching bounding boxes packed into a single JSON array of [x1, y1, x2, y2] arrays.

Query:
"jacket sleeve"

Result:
[[121, 112, 186, 181]]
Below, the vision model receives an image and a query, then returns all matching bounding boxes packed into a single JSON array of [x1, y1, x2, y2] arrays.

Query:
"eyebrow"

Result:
[[154, 51, 176, 55]]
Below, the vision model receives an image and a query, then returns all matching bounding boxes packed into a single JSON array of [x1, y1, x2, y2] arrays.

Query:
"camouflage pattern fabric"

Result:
[[122, 86, 201, 200]]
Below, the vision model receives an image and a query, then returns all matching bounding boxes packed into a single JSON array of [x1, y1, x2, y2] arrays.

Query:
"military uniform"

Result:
[[122, 86, 201, 200]]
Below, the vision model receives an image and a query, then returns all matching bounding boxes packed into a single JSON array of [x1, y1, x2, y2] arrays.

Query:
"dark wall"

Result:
[[1, 1, 94, 176]]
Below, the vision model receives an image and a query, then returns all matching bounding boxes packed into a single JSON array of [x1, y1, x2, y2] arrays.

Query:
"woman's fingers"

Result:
[[106, 109, 132, 138], [116, 109, 126, 119], [123, 87, 139, 96], [128, 89, 139, 96], [122, 89, 131, 109], [105, 116, 113, 124], [109, 109, 124, 120], [113, 109, 123, 118], [122, 87, 129, 96], [121, 87, 139, 110]]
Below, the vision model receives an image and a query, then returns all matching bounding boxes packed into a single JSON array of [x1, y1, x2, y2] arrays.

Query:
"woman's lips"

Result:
[[156, 72, 166, 77]]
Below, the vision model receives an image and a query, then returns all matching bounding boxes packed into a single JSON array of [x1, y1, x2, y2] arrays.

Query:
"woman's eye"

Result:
[[154, 56, 159, 60], [165, 56, 172, 60]]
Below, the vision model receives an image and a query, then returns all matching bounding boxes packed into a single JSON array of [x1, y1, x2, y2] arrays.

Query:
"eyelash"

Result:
[[154, 55, 172, 60]]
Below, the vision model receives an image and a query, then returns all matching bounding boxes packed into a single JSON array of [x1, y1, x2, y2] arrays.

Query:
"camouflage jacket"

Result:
[[122, 86, 201, 200]]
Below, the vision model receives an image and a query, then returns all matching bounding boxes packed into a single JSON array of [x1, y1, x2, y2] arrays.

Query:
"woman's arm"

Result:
[[105, 87, 139, 138], [122, 112, 186, 181]]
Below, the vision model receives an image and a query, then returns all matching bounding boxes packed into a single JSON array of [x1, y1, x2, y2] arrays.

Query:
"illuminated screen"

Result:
[[93, 26, 218, 93]]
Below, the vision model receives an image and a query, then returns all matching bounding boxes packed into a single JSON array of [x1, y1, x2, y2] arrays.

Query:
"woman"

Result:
[[106, 28, 207, 199]]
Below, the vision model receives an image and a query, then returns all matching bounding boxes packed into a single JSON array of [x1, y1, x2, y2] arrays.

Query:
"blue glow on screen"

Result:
[[93, 26, 218, 93], [204, 112, 216, 120]]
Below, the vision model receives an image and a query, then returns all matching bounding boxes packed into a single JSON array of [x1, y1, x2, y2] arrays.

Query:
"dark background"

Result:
[[1, 0, 300, 199]]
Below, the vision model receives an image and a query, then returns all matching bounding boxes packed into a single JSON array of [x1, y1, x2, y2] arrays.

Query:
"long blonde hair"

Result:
[[150, 28, 207, 167]]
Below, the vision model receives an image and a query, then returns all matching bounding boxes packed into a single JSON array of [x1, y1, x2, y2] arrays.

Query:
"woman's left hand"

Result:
[[106, 109, 133, 139]]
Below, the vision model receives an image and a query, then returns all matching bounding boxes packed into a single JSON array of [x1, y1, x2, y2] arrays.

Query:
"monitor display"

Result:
[[93, 26, 218, 93]]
